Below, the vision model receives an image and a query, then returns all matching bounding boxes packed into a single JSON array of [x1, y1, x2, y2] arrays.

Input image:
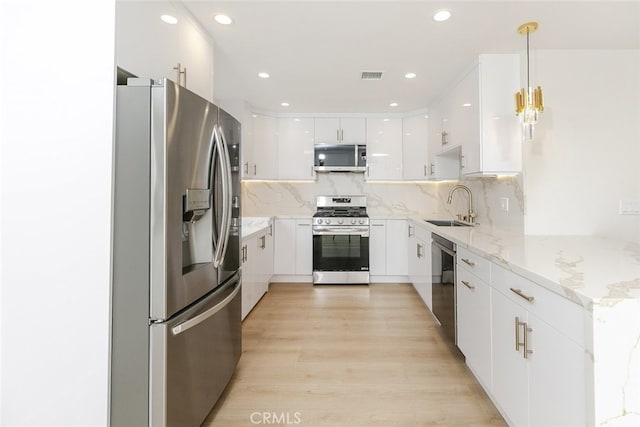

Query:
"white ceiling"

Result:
[[182, 1, 640, 113]]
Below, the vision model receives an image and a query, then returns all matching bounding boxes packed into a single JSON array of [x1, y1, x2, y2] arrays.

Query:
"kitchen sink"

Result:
[[424, 219, 472, 227]]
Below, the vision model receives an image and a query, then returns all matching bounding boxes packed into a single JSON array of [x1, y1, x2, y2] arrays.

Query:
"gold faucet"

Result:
[[447, 185, 476, 224]]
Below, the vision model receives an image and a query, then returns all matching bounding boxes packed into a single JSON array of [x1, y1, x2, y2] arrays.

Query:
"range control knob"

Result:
[[359, 219, 365, 225], [338, 219, 344, 224], [325, 219, 331, 225], [351, 219, 356, 225], [316, 219, 322, 225]]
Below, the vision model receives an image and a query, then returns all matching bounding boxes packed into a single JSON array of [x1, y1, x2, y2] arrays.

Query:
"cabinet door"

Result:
[[409, 229, 432, 309], [251, 114, 279, 179], [457, 267, 492, 389], [295, 220, 312, 274], [369, 220, 386, 275], [402, 114, 429, 180], [264, 221, 274, 278], [528, 314, 586, 427], [340, 118, 366, 144], [492, 289, 529, 427], [175, 8, 213, 101], [426, 103, 442, 178], [366, 118, 403, 180], [278, 118, 315, 180], [314, 118, 340, 143], [274, 219, 296, 274], [385, 219, 408, 275], [478, 54, 521, 174], [241, 236, 257, 320], [255, 232, 270, 296], [453, 65, 480, 175], [116, 1, 178, 81], [241, 109, 254, 178]]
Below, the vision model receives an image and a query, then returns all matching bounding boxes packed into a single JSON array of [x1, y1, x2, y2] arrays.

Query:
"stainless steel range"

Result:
[[312, 196, 370, 284]]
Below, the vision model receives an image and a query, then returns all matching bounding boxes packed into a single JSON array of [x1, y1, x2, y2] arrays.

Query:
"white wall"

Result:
[[0, 1, 116, 426], [523, 50, 640, 242]]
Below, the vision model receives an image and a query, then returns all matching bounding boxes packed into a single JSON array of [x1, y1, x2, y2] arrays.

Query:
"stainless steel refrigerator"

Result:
[[111, 78, 242, 427]]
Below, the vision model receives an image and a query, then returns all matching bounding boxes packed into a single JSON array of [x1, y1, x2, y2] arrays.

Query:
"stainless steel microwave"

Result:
[[314, 144, 366, 172]]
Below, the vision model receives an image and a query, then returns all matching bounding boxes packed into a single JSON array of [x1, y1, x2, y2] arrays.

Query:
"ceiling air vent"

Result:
[[361, 71, 383, 80]]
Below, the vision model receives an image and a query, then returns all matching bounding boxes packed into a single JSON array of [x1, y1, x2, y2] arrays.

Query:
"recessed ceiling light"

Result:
[[433, 10, 451, 22], [383, 118, 390, 122], [405, 72, 417, 79], [160, 14, 178, 25], [424, 114, 429, 119], [463, 103, 472, 107], [214, 14, 233, 25], [258, 72, 270, 79], [281, 102, 290, 107], [389, 102, 398, 107]]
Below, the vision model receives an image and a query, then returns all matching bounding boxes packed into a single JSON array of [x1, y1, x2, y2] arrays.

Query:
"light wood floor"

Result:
[[203, 283, 506, 426]]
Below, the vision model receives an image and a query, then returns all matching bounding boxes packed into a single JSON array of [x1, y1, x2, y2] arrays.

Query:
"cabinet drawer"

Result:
[[457, 246, 490, 283], [491, 264, 584, 346]]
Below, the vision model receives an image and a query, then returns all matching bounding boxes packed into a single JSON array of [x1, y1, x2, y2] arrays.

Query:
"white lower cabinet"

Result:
[[369, 219, 408, 277], [369, 220, 387, 275], [407, 223, 432, 309], [456, 265, 492, 390], [241, 224, 274, 320], [491, 264, 586, 427], [273, 218, 312, 277]]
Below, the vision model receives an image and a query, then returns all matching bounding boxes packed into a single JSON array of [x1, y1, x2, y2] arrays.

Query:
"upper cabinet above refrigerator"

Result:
[[115, 0, 214, 102]]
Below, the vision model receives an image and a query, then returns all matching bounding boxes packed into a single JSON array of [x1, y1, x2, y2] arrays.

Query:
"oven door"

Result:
[[312, 226, 369, 284]]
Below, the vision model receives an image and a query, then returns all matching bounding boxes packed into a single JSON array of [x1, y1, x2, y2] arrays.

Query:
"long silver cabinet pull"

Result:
[[510, 287, 534, 303], [172, 283, 241, 335], [461, 280, 475, 290], [408, 225, 414, 237], [423, 164, 427, 177], [515, 316, 523, 352], [523, 323, 533, 359], [461, 258, 475, 267]]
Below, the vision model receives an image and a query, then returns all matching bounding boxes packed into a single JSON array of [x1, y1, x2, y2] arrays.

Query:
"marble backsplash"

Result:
[[242, 173, 524, 230]]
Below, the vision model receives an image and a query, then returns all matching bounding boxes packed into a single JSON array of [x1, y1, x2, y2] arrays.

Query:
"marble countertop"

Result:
[[241, 217, 272, 239], [408, 217, 640, 308]]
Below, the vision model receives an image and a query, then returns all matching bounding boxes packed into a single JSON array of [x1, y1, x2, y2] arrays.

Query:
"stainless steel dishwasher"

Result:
[[431, 233, 456, 344]]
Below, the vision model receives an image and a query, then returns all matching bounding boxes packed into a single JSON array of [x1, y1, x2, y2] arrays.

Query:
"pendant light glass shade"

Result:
[[515, 22, 544, 142]]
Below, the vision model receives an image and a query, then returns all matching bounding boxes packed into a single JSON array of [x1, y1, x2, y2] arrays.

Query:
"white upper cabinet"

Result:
[[314, 118, 366, 144], [115, 1, 214, 102], [402, 114, 429, 180], [278, 118, 315, 180], [365, 118, 403, 180], [427, 102, 461, 180], [428, 54, 520, 178], [458, 55, 521, 176], [248, 113, 279, 179]]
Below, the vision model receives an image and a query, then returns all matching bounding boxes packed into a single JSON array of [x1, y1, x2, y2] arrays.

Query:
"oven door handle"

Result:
[[313, 227, 370, 237], [432, 240, 456, 257]]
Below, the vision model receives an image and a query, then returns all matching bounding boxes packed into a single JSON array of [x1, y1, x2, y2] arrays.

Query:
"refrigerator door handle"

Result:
[[171, 281, 240, 335], [211, 125, 230, 268], [216, 125, 233, 266]]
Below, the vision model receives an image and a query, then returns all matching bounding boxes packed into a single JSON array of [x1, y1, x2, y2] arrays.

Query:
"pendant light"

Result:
[[514, 22, 544, 142]]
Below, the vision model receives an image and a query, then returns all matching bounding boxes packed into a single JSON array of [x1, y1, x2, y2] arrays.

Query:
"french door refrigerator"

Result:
[[111, 78, 241, 427]]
